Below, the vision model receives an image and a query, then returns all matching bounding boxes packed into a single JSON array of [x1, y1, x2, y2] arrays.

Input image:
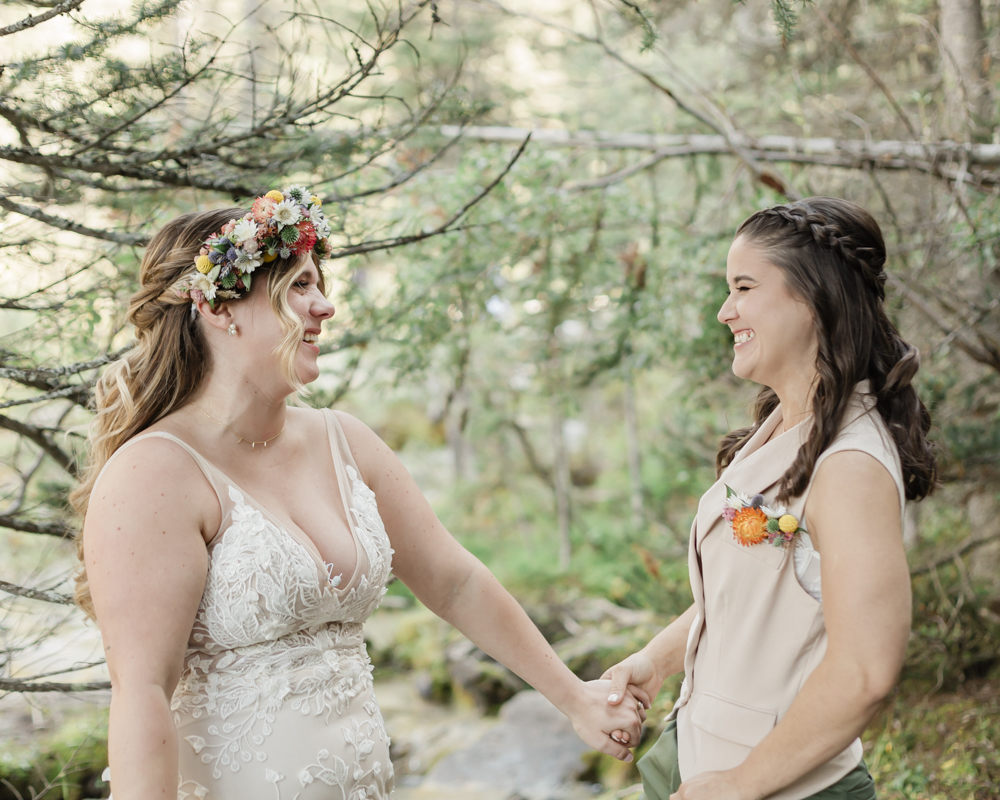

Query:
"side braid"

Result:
[[760, 205, 887, 300]]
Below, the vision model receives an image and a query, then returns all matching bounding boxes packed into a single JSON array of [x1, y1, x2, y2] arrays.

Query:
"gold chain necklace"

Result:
[[194, 405, 285, 449]]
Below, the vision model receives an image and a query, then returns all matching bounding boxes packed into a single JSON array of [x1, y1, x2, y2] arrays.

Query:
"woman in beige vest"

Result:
[[603, 197, 937, 800]]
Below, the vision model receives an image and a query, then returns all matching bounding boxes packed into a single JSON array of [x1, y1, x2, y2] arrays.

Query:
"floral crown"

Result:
[[173, 185, 332, 309]]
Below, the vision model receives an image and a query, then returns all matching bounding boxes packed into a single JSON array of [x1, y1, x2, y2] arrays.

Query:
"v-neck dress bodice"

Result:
[[98, 409, 395, 800]]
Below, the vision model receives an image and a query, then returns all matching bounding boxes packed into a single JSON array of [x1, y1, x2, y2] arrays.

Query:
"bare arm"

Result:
[[675, 451, 910, 800], [337, 411, 643, 760], [85, 440, 216, 800]]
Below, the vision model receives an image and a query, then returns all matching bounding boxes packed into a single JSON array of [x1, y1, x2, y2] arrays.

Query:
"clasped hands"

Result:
[[602, 652, 750, 800]]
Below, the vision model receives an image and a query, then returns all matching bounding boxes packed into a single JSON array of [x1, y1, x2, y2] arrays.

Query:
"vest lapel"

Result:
[[694, 406, 808, 552]]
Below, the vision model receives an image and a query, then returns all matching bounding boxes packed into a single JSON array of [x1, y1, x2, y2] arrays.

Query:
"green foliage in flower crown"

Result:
[[280, 225, 301, 245]]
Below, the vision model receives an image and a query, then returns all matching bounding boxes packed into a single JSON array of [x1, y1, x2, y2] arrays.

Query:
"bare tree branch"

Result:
[[0, 514, 76, 539], [0, 346, 131, 389], [0, 196, 149, 246], [0, 414, 77, 476], [326, 134, 531, 259], [887, 274, 1000, 373], [812, 6, 920, 142], [0, 578, 73, 604], [0, 678, 110, 692], [0, 382, 93, 410], [0, 0, 86, 37], [910, 532, 1000, 576], [440, 126, 1000, 187], [475, 0, 796, 196]]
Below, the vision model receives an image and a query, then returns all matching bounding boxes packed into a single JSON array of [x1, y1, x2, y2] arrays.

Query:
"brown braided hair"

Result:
[[716, 197, 937, 503]]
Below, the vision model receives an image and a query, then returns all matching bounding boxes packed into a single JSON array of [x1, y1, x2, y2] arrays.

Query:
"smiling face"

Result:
[[717, 235, 818, 392], [229, 257, 335, 390]]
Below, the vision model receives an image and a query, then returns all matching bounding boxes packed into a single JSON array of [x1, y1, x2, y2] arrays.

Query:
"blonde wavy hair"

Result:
[[70, 208, 326, 619]]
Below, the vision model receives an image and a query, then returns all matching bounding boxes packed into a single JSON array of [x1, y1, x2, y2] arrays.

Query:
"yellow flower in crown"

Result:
[[310, 195, 322, 207], [264, 190, 285, 202], [195, 255, 213, 274]]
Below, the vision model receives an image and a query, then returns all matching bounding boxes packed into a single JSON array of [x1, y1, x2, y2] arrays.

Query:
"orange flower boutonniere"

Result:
[[723, 485, 806, 548]]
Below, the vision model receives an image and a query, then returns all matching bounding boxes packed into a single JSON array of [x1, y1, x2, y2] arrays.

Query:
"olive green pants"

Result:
[[637, 719, 877, 800]]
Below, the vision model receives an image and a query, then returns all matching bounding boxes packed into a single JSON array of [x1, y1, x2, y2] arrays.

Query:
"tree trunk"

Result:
[[939, 0, 992, 139], [623, 372, 644, 528], [550, 396, 572, 570]]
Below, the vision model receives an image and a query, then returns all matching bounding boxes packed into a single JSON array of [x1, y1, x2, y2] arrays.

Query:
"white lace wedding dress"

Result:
[[99, 410, 395, 800]]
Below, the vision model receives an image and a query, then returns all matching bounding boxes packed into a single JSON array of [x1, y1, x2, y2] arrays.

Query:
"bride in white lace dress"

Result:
[[72, 193, 644, 800]]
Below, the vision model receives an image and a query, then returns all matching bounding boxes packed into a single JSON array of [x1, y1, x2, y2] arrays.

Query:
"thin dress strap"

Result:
[[322, 409, 370, 586], [92, 431, 230, 539]]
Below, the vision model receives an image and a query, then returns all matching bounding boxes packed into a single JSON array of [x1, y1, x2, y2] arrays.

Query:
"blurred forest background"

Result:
[[0, 0, 999, 798]]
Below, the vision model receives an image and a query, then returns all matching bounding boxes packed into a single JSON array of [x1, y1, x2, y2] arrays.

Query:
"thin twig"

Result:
[[0, 0, 86, 37], [0, 579, 73, 604]]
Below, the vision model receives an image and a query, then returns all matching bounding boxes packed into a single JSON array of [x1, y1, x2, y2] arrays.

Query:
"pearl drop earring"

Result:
[[228, 323, 238, 336]]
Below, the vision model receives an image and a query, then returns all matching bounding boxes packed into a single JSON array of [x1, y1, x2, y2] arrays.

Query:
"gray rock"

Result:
[[420, 691, 592, 800]]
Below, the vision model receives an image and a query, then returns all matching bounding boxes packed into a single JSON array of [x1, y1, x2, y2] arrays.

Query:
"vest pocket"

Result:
[[690, 692, 777, 748], [723, 529, 788, 569]]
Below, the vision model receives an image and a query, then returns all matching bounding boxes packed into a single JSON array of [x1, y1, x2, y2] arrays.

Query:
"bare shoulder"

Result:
[[331, 410, 396, 480], [85, 435, 219, 542], [810, 450, 897, 502], [805, 450, 901, 548]]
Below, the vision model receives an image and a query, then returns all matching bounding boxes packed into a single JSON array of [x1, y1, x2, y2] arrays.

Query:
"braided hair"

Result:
[[716, 197, 937, 503]]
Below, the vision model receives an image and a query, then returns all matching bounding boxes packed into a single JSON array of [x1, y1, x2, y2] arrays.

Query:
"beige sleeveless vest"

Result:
[[669, 385, 905, 799]]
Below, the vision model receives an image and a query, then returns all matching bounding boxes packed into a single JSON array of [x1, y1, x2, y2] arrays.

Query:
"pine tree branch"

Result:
[[0, 0, 86, 38], [0, 578, 73, 604]]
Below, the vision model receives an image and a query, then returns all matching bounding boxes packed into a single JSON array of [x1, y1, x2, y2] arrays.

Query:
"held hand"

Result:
[[567, 680, 644, 762], [602, 651, 657, 743], [669, 770, 746, 800], [602, 651, 658, 709]]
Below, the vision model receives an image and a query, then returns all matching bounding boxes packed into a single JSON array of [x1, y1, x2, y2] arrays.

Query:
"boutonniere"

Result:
[[723, 486, 806, 548]]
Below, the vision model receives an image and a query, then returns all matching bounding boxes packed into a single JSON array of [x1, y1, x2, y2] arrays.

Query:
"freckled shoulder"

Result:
[[331, 410, 396, 488], [87, 435, 220, 541]]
